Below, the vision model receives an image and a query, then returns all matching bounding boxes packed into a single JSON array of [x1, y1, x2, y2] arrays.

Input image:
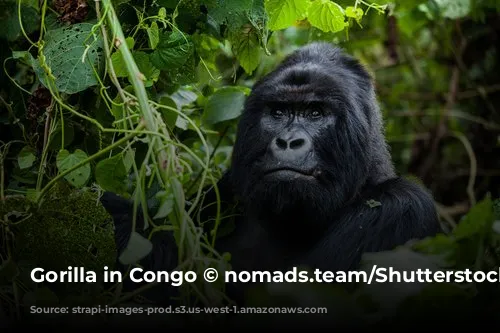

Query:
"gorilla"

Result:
[[100, 42, 441, 306]]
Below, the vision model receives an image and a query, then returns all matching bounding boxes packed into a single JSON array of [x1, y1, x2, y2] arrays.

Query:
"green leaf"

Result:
[[345, 6, 363, 22], [56, 149, 91, 188], [12, 51, 30, 61], [434, 0, 471, 19], [37, 23, 104, 94], [0, 2, 39, 42], [95, 154, 129, 195], [202, 87, 247, 125], [133, 51, 160, 87], [453, 195, 494, 240], [163, 53, 198, 85], [147, 21, 160, 49], [123, 149, 135, 172], [118, 231, 153, 265], [208, 0, 253, 29], [230, 24, 261, 74], [175, 117, 189, 130], [265, 0, 310, 31], [154, 191, 175, 220], [110, 37, 136, 78], [158, 95, 179, 129], [150, 31, 194, 70], [158, 7, 167, 19], [18, 146, 36, 169], [307, 0, 346, 33], [111, 52, 127, 78]]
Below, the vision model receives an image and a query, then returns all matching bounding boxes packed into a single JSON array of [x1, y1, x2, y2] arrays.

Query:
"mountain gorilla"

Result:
[[101, 42, 441, 305]]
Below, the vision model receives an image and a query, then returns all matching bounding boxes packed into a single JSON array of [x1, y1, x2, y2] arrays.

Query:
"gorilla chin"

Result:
[[246, 168, 336, 229]]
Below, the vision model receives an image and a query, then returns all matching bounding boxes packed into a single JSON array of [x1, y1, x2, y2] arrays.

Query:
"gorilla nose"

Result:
[[271, 132, 312, 160]]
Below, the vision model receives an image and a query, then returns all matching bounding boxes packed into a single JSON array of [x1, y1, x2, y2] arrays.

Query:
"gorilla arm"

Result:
[[301, 177, 441, 273]]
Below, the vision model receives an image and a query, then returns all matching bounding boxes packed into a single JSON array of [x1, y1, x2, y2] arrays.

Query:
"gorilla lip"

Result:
[[264, 167, 315, 178]]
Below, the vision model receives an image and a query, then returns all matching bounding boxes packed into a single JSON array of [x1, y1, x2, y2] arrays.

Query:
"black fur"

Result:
[[100, 42, 441, 307]]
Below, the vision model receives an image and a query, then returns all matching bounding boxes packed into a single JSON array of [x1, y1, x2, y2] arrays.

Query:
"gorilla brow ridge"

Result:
[[256, 68, 349, 107]]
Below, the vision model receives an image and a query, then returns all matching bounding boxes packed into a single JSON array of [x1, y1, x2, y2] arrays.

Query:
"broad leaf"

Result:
[[0, 2, 39, 42], [56, 149, 91, 188], [202, 87, 247, 125], [307, 0, 346, 33], [36, 23, 104, 94], [158, 95, 179, 129], [230, 24, 261, 74], [18, 146, 36, 169], [154, 191, 175, 220], [150, 31, 194, 70], [95, 154, 128, 195], [147, 21, 160, 49], [345, 6, 364, 23], [208, 0, 253, 29], [110, 37, 136, 78], [265, 0, 310, 31], [133, 51, 160, 87]]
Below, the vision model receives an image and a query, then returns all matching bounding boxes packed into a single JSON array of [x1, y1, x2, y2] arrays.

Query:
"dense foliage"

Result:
[[1, 0, 500, 325]]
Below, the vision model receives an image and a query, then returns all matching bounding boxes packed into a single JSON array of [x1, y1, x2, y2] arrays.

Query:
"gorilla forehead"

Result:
[[249, 43, 373, 108]]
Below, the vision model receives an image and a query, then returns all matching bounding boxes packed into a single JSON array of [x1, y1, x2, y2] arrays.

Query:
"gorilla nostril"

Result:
[[289, 138, 305, 149], [276, 138, 288, 150]]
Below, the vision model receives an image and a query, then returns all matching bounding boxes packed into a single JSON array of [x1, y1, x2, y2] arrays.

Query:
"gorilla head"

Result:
[[229, 43, 396, 233]]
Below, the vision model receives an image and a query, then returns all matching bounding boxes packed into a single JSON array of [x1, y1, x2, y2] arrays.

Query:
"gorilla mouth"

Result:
[[264, 167, 316, 178]]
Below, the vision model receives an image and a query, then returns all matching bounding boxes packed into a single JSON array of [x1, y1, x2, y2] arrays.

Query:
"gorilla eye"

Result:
[[271, 109, 285, 118], [310, 110, 323, 119]]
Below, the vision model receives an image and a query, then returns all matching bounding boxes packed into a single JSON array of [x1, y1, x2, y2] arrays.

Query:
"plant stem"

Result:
[[100, 0, 176, 186]]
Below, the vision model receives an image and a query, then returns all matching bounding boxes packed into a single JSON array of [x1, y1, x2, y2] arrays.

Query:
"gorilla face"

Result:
[[257, 99, 332, 181], [229, 43, 394, 228]]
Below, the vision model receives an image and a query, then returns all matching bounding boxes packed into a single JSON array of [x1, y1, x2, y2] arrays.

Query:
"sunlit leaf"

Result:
[[307, 0, 346, 33], [229, 24, 261, 74], [265, 0, 310, 31]]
